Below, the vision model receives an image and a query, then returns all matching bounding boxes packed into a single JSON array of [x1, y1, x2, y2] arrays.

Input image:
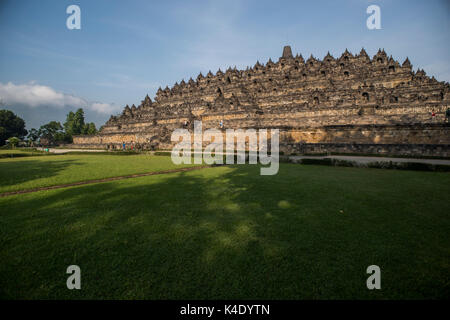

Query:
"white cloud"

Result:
[[0, 81, 83, 108], [90, 102, 118, 114], [0, 82, 120, 114]]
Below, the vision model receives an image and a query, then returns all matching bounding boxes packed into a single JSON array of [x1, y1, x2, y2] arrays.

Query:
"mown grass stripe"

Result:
[[0, 165, 212, 197]]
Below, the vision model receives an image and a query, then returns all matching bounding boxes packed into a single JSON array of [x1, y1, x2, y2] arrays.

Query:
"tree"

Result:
[[84, 122, 97, 135], [63, 111, 76, 135], [27, 128, 39, 142], [54, 131, 72, 144], [63, 108, 85, 136], [7, 137, 20, 149], [63, 132, 73, 143], [38, 121, 64, 145], [0, 110, 27, 145], [73, 108, 85, 135]]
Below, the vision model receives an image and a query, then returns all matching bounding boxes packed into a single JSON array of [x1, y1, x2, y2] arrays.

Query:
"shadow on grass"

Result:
[[0, 164, 449, 299], [0, 159, 82, 191]]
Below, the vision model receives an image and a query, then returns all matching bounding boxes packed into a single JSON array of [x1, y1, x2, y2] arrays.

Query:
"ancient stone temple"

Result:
[[73, 46, 450, 156]]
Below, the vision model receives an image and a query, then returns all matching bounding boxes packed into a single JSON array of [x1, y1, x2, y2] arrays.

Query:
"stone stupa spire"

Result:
[[282, 45, 293, 59]]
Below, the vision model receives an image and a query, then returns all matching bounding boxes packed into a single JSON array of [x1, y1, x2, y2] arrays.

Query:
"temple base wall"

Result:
[[281, 143, 450, 157], [72, 123, 450, 157]]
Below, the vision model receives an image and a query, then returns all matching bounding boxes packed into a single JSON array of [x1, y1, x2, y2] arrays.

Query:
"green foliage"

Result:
[[6, 137, 20, 148], [38, 121, 64, 145], [154, 151, 172, 156], [301, 158, 333, 166], [73, 108, 85, 135], [367, 161, 450, 172], [298, 157, 450, 172], [300, 152, 450, 160], [0, 127, 5, 140], [83, 122, 97, 135], [63, 108, 86, 136], [63, 111, 76, 135], [27, 128, 39, 142], [55, 132, 73, 144], [0, 109, 27, 145], [63, 109, 96, 139]]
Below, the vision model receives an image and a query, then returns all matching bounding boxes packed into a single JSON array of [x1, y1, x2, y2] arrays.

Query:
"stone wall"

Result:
[[73, 123, 450, 157], [282, 143, 450, 158]]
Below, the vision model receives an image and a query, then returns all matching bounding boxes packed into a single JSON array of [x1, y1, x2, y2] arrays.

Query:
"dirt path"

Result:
[[36, 147, 105, 154], [0, 165, 211, 198]]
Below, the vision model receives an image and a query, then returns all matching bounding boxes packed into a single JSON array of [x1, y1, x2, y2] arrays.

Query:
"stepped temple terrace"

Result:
[[73, 46, 450, 156]]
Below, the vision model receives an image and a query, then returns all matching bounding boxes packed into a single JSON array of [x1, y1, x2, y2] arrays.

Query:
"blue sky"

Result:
[[0, 0, 449, 130]]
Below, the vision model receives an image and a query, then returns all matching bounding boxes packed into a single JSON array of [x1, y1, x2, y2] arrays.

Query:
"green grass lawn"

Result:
[[0, 159, 449, 299], [0, 154, 197, 193], [0, 149, 31, 154], [0, 148, 48, 159]]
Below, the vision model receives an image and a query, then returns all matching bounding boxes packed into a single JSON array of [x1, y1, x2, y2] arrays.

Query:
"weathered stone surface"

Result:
[[73, 46, 450, 156]]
